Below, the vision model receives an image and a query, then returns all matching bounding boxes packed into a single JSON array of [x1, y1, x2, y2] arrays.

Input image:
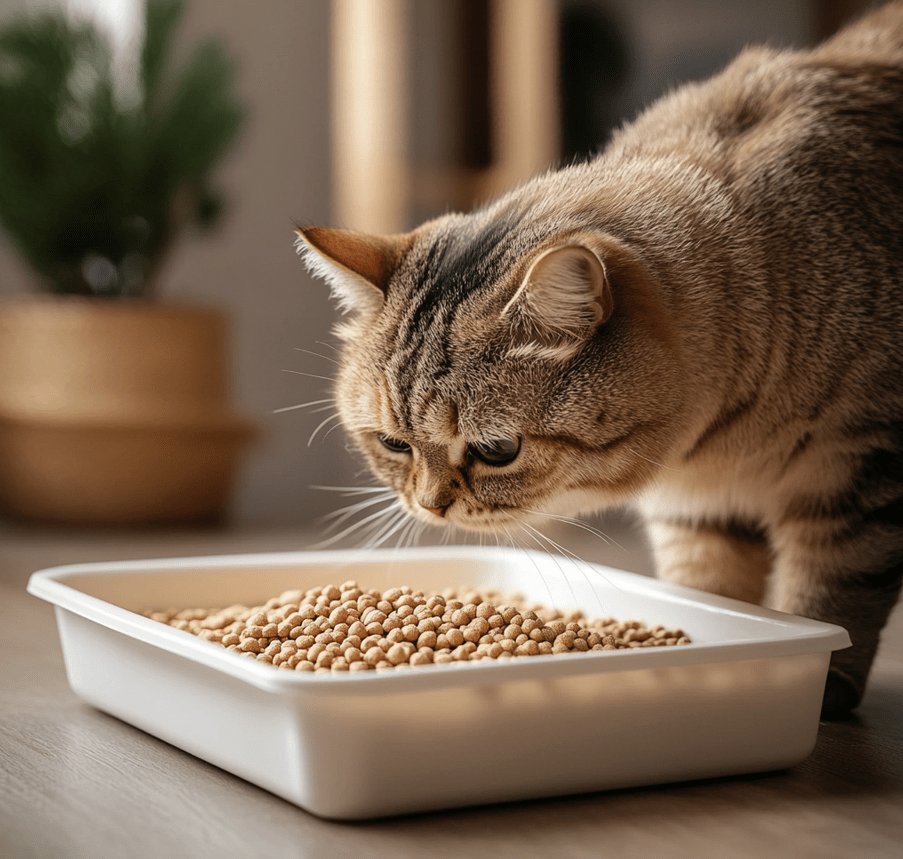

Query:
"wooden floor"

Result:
[[2, 516, 901, 859]]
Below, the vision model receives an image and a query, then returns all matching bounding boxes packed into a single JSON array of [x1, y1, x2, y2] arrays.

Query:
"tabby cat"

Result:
[[297, 2, 903, 715]]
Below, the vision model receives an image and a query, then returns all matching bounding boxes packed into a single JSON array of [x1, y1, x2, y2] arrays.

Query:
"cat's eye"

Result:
[[468, 437, 521, 466], [377, 434, 411, 454]]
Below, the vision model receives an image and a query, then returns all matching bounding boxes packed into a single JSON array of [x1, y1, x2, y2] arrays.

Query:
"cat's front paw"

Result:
[[821, 668, 863, 719]]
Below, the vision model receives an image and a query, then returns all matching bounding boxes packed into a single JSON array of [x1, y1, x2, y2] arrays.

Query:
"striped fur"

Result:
[[298, 2, 903, 714]]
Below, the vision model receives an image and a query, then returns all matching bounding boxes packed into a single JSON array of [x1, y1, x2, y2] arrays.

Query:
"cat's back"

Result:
[[609, 0, 903, 185], [599, 0, 903, 321], [814, 0, 903, 61]]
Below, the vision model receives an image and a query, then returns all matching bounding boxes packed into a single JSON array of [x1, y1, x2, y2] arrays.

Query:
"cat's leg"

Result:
[[644, 517, 772, 604], [771, 519, 903, 717]]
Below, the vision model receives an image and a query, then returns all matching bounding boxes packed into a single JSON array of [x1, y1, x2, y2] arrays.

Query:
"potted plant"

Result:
[[0, 0, 255, 525]]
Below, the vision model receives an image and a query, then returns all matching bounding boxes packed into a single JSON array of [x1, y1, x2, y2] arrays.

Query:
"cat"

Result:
[[296, 1, 903, 716]]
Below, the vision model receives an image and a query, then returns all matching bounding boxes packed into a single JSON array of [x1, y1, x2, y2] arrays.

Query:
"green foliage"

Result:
[[0, 0, 245, 298]]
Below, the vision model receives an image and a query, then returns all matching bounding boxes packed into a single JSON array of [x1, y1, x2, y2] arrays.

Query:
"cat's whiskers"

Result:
[[510, 515, 611, 614], [309, 498, 403, 549], [320, 490, 398, 529], [392, 516, 416, 552], [281, 369, 337, 383], [521, 507, 624, 551], [383, 509, 419, 552], [311, 484, 391, 495], [312, 483, 421, 548], [293, 347, 341, 366], [357, 504, 408, 548], [494, 516, 557, 606], [511, 518, 587, 611], [319, 418, 347, 444], [518, 518, 593, 567], [402, 516, 428, 551], [360, 504, 412, 550], [305, 402, 340, 414], [497, 519, 532, 557], [272, 397, 336, 416], [307, 412, 343, 446]]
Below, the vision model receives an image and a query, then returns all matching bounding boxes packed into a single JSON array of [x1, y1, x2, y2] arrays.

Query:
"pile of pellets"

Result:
[[147, 580, 690, 674]]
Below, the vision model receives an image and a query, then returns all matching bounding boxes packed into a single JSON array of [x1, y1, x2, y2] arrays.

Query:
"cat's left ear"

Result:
[[503, 244, 613, 344], [295, 226, 412, 315]]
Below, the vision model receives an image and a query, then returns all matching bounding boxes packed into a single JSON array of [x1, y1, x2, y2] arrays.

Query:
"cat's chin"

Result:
[[447, 512, 516, 534], [400, 500, 524, 534], [406, 507, 510, 533], [424, 504, 588, 535], [402, 490, 619, 534]]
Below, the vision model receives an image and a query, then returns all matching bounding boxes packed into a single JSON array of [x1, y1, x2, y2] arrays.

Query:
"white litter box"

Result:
[[27, 546, 850, 819]]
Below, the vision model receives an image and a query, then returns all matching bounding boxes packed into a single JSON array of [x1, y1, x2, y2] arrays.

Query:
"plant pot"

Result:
[[0, 298, 257, 526]]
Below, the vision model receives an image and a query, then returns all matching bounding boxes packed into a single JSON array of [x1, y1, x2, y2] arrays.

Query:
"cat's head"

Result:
[[297, 207, 687, 533]]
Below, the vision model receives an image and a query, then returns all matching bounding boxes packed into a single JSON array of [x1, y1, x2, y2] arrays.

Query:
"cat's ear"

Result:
[[295, 226, 412, 314], [503, 244, 613, 345]]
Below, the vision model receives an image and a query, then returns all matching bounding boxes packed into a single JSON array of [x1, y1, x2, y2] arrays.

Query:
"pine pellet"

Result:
[[146, 581, 690, 674]]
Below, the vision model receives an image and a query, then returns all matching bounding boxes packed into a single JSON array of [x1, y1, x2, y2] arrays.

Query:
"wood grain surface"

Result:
[[2, 520, 900, 859]]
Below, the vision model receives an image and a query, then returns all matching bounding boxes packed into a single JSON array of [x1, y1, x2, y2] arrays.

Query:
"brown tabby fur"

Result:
[[297, 2, 903, 715]]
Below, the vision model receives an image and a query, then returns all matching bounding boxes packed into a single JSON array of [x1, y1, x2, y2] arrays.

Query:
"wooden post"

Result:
[[331, 0, 410, 233], [486, 0, 560, 197]]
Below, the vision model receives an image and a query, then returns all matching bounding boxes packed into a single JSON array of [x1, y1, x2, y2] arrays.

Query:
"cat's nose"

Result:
[[422, 503, 450, 518]]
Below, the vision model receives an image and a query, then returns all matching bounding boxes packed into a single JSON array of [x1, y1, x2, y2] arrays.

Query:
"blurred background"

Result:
[[0, 0, 870, 535]]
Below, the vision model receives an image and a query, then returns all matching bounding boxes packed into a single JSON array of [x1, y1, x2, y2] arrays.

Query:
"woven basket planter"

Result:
[[0, 298, 256, 525]]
